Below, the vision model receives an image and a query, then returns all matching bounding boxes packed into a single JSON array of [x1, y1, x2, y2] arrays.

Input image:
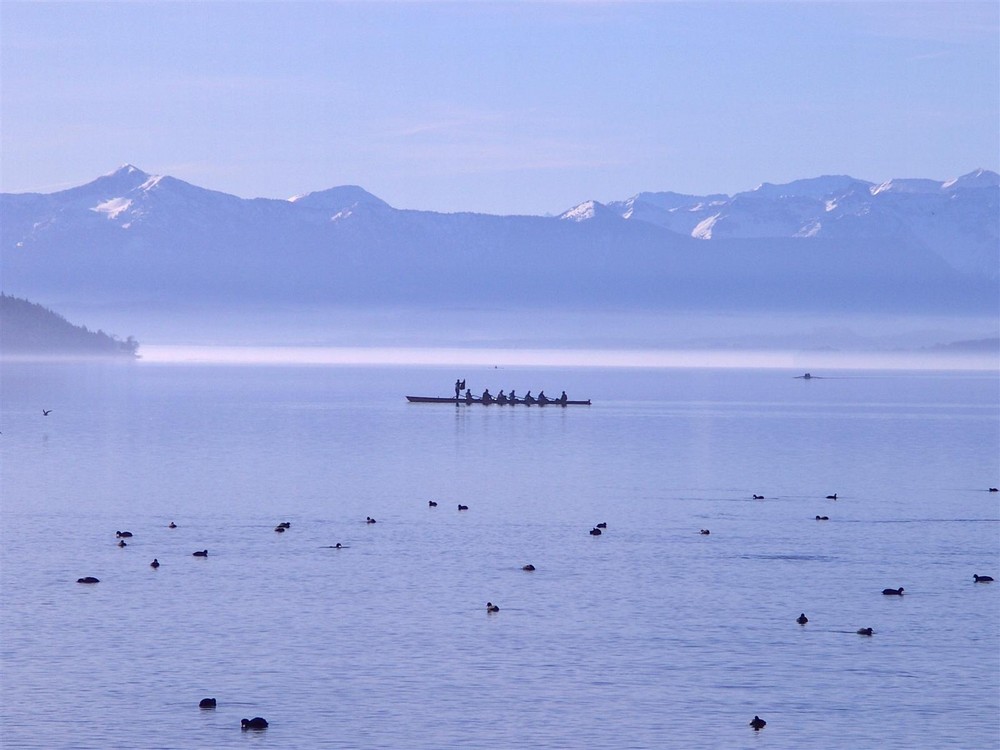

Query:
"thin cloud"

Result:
[[857, 1, 998, 44]]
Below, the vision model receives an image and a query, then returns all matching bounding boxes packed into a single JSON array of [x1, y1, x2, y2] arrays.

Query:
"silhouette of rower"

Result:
[[464, 389, 473, 404], [481, 388, 493, 404], [560, 391, 568, 405]]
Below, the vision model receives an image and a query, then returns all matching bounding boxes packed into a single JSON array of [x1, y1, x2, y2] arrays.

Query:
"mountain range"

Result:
[[1, 166, 997, 337]]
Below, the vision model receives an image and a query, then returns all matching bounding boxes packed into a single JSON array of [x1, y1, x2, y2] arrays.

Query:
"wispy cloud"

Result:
[[856, 1, 999, 44]]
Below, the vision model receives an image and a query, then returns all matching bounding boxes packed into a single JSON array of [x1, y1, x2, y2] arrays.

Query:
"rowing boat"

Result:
[[406, 396, 591, 406]]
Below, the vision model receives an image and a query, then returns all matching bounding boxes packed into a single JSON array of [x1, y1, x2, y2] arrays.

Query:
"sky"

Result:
[[2, 1, 998, 216]]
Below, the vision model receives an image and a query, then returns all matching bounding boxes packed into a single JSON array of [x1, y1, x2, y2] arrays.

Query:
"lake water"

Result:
[[1, 360, 998, 749]]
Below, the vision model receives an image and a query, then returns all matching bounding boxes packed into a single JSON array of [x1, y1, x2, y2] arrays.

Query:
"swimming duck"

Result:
[[193, 550, 208, 557], [150, 559, 160, 569], [589, 527, 602, 536], [458, 504, 469, 511], [77, 576, 100, 584], [753, 494, 765, 500], [486, 602, 500, 613], [241, 717, 268, 730], [989, 487, 998, 492], [700, 529, 710, 535], [522, 564, 535, 571], [826, 493, 837, 500], [815, 515, 829, 521], [882, 587, 904, 596], [749, 715, 766, 731], [199, 698, 216, 708], [428, 500, 438, 507], [168, 522, 177, 529], [973, 574, 994, 582], [366, 516, 377, 524], [116, 531, 133, 538], [274, 525, 286, 533], [796, 613, 808, 625], [276, 522, 291, 529], [596, 522, 607, 529], [857, 628, 874, 636], [117, 540, 127, 547]]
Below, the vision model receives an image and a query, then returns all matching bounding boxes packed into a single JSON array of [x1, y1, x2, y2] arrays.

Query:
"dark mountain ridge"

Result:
[[0, 294, 139, 357]]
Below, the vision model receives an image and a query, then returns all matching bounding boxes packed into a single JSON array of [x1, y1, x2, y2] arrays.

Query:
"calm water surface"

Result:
[[1, 362, 998, 749]]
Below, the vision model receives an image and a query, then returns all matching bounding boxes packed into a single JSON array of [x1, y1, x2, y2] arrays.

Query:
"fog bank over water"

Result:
[[59, 304, 998, 353], [53, 303, 990, 371], [140, 344, 996, 372]]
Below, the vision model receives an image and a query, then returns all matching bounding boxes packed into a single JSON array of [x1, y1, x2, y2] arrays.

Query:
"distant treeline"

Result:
[[0, 294, 139, 357]]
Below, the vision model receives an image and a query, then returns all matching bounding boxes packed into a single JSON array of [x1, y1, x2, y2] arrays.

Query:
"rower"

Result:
[[465, 389, 473, 403], [524, 390, 534, 404], [537, 390, 548, 404], [560, 391, 568, 404], [497, 390, 508, 404], [481, 389, 492, 404], [509, 389, 517, 403]]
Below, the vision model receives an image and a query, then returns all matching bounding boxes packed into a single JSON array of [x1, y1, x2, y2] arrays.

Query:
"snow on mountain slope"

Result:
[[593, 169, 998, 279], [558, 200, 623, 223], [944, 168, 998, 190]]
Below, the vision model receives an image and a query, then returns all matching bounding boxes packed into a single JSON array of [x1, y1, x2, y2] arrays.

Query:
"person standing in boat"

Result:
[[455, 379, 462, 400]]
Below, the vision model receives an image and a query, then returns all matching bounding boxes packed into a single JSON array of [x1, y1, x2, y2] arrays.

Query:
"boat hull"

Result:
[[406, 396, 591, 406]]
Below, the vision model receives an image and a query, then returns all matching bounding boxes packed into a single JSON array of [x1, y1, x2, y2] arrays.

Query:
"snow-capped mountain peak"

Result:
[[749, 175, 873, 201], [558, 200, 617, 222], [288, 185, 390, 213], [943, 168, 1000, 191]]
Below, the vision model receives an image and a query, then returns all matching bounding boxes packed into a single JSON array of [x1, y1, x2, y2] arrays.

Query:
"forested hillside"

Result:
[[0, 294, 139, 357]]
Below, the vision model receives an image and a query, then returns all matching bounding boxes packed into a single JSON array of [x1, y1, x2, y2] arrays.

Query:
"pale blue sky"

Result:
[[2, 1, 997, 215]]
